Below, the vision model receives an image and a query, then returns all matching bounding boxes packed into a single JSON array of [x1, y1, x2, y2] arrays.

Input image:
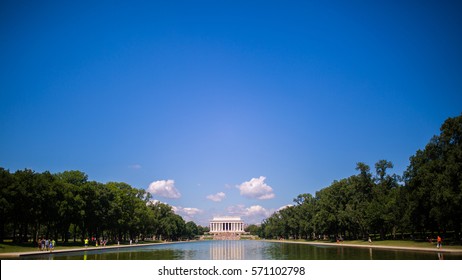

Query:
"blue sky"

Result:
[[1, 0, 461, 225]]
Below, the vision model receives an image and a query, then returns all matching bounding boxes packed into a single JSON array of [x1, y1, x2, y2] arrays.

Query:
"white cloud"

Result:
[[146, 199, 173, 207], [237, 176, 275, 200], [226, 204, 246, 216], [147, 179, 181, 199], [227, 204, 273, 224], [173, 206, 203, 221], [147, 200, 203, 222], [128, 164, 142, 169], [246, 205, 270, 217], [277, 204, 294, 211], [206, 192, 226, 202], [146, 199, 162, 206]]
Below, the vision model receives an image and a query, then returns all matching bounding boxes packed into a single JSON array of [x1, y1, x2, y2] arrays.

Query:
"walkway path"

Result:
[[262, 239, 462, 254], [0, 241, 187, 259]]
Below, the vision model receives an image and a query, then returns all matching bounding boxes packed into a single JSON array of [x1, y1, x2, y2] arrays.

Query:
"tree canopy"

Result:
[[0, 169, 200, 243], [260, 114, 462, 243]]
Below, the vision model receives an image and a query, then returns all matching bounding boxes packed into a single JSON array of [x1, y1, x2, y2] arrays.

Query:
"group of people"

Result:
[[37, 237, 55, 251], [84, 237, 109, 247], [94, 237, 109, 247]]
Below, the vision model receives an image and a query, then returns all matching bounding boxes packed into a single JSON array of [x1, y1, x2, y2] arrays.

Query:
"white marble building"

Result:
[[209, 216, 245, 233]]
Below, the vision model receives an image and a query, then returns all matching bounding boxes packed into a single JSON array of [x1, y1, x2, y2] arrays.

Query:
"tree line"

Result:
[[1, 114, 460, 244], [258, 114, 462, 243], [0, 170, 206, 243]]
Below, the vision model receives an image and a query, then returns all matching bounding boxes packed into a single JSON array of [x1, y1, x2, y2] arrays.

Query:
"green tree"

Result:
[[184, 221, 199, 239], [293, 193, 316, 239], [148, 201, 186, 241], [245, 224, 261, 236], [0, 168, 14, 242], [404, 114, 462, 237], [11, 169, 45, 242], [197, 225, 208, 235], [55, 170, 88, 186], [366, 160, 400, 239]]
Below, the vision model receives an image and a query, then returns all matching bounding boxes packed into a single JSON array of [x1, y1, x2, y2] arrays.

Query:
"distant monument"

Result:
[[210, 216, 245, 240]]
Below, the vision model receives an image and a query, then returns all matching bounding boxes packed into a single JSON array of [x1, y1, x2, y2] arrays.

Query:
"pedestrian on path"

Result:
[[49, 239, 54, 252]]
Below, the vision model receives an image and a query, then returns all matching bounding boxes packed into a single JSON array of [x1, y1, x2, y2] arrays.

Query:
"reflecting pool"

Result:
[[21, 240, 462, 260]]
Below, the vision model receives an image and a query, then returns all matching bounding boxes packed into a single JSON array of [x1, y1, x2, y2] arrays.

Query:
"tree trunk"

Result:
[[13, 225, 17, 243], [0, 221, 4, 243], [73, 225, 77, 242]]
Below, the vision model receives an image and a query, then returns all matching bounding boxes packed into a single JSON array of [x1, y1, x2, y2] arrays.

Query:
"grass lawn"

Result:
[[0, 241, 92, 254], [300, 239, 462, 250]]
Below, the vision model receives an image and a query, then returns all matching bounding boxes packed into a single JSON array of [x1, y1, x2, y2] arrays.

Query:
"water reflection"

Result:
[[210, 240, 244, 260], [20, 240, 462, 260]]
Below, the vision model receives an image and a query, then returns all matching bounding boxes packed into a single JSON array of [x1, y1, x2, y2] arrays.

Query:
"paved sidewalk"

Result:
[[263, 239, 462, 254], [0, 241, 185, 259]]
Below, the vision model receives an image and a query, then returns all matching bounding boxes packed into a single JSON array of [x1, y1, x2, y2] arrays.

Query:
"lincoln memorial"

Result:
[[210, 216, 245, 239]]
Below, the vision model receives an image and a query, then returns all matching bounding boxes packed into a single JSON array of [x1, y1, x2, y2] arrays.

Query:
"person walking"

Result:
[[49, 239, 54, 252], [437, 236, 442, 249]]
